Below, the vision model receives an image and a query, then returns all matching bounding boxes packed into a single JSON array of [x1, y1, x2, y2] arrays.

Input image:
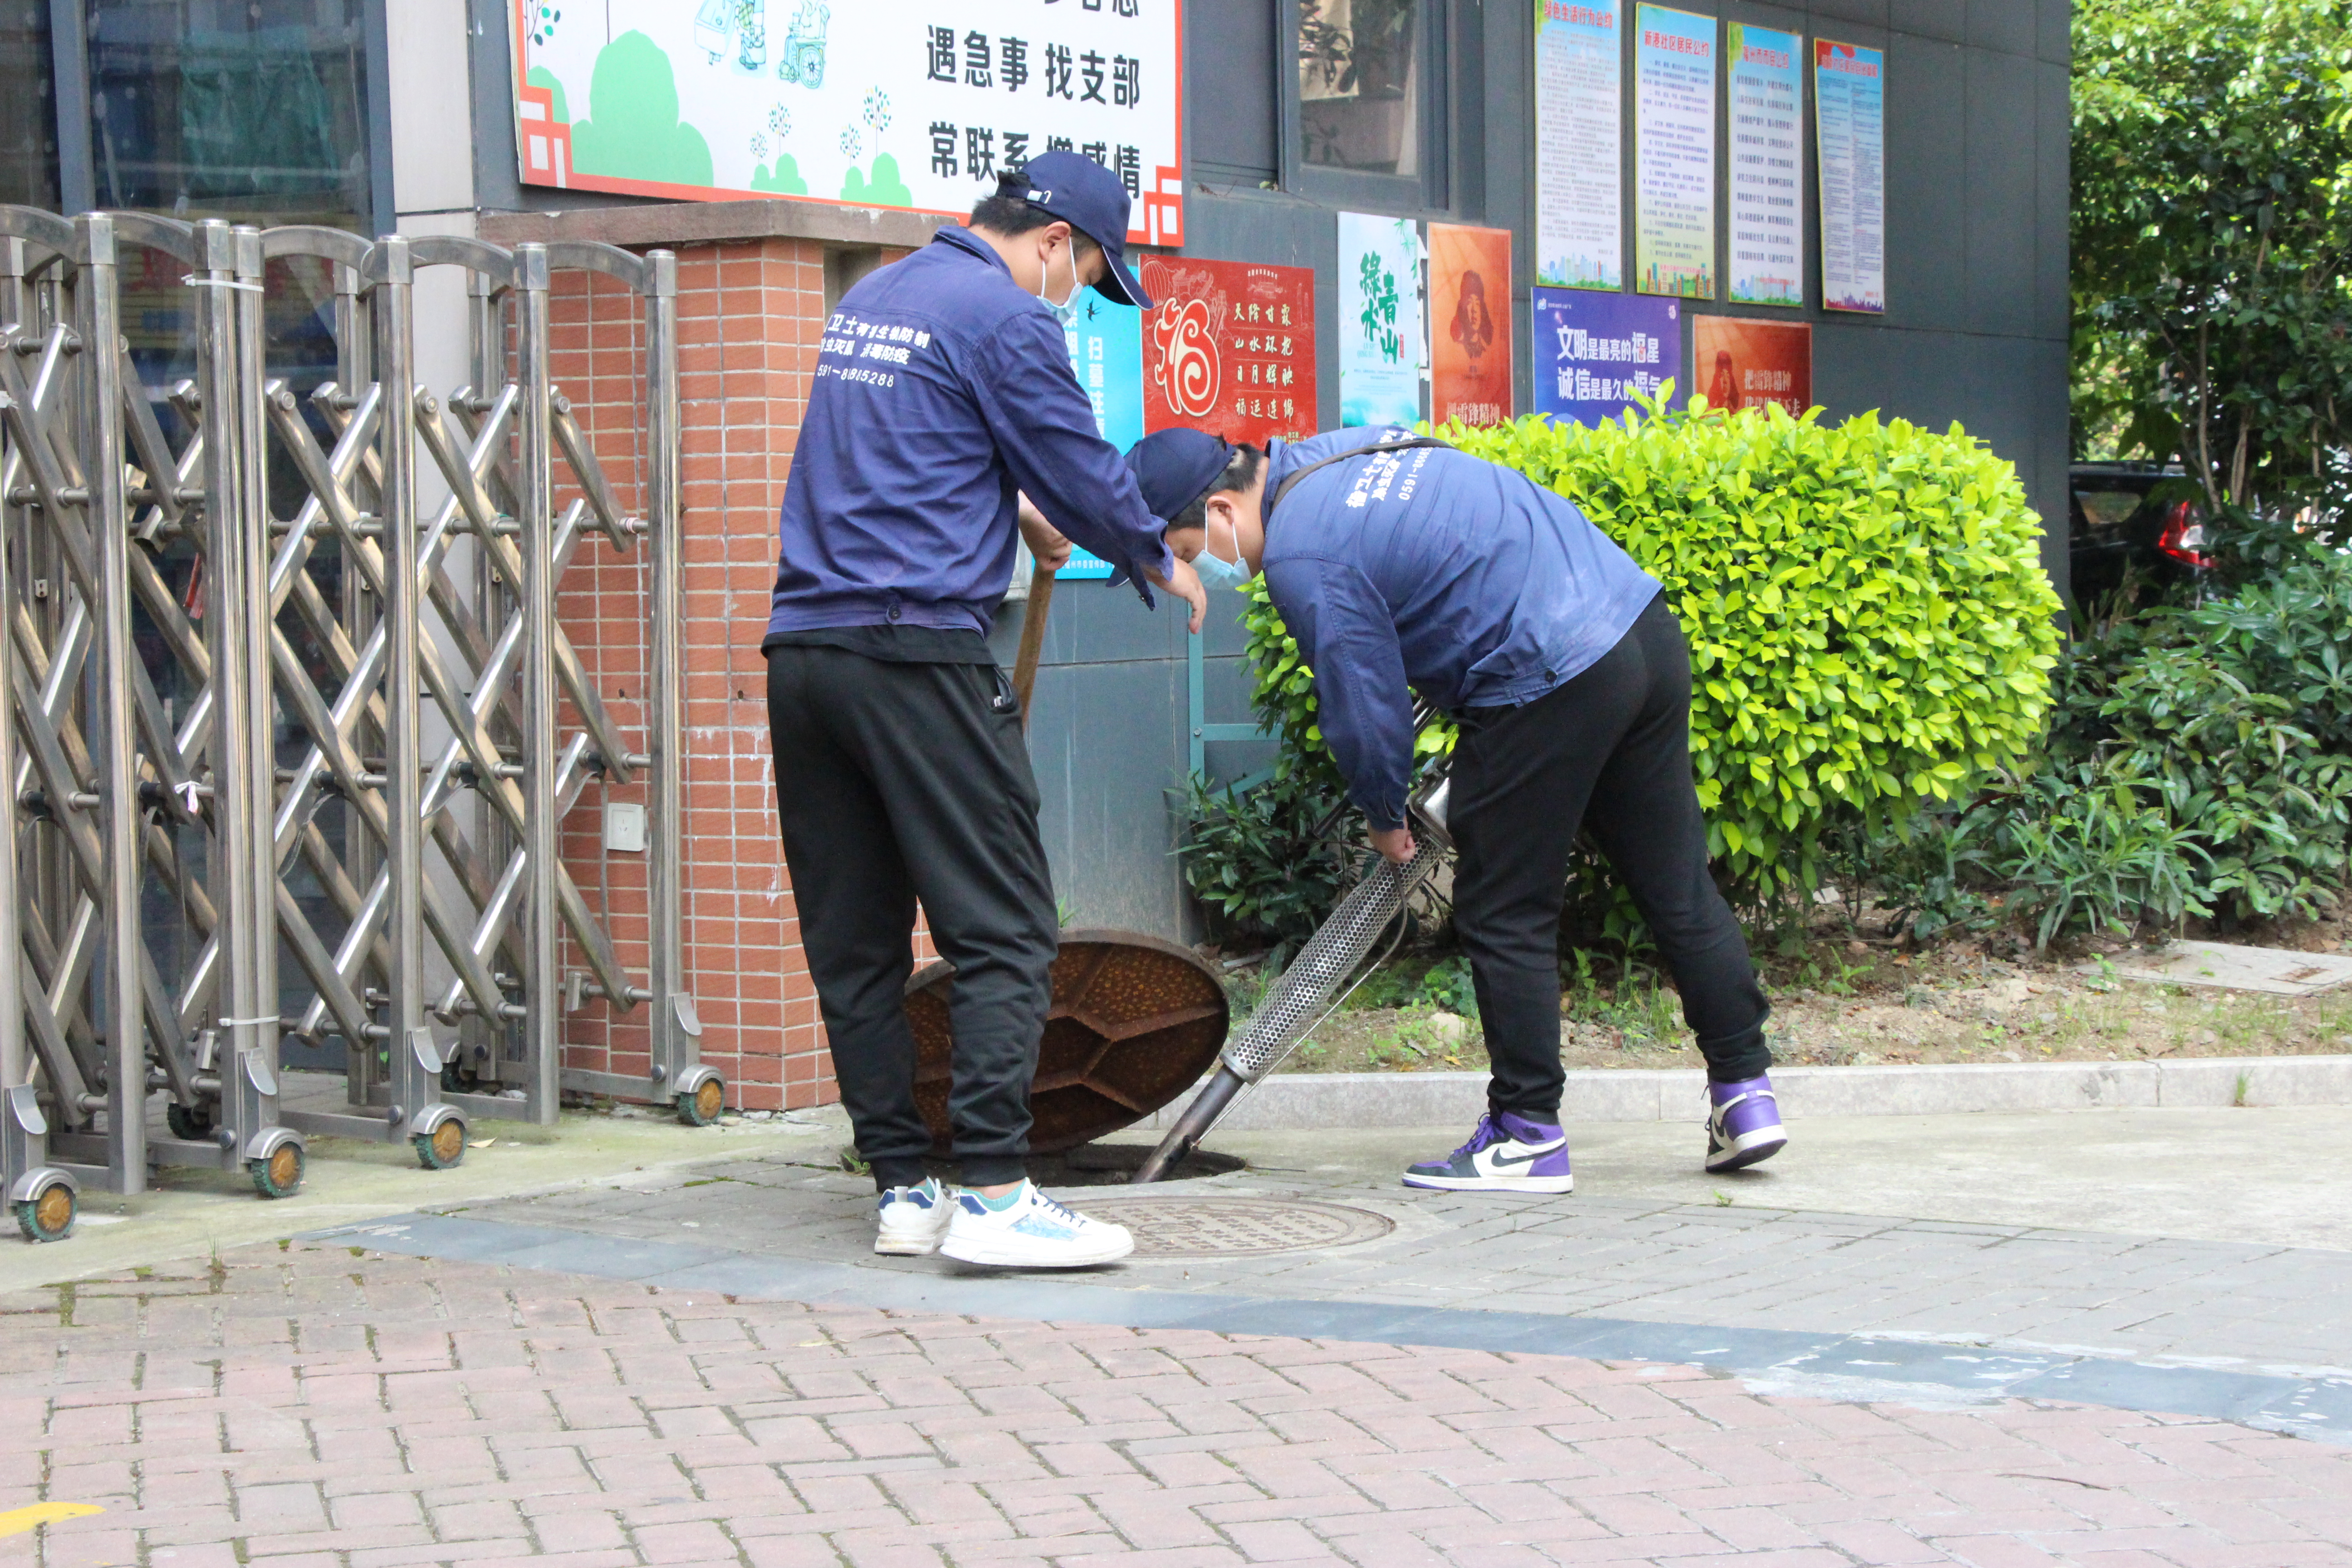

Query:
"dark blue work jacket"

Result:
[[1261, 428, 1660, 829], [766, 226, 1172, 640]]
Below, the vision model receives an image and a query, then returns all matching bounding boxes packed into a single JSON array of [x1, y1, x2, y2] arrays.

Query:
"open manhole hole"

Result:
[[1069, 1196, 1395, 1258]]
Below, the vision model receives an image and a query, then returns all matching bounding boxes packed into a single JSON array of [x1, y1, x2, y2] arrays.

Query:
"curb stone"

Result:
[[1131, 1055, 2352, 1130]]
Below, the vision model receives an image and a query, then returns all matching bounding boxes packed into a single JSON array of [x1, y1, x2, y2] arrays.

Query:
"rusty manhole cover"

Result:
[[1067, 1197, 1394, 1259], [906, 930, 1229, 1153]]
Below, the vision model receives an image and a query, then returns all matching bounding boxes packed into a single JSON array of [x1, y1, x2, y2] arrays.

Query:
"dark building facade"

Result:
[[6, 0, 2069, 965]]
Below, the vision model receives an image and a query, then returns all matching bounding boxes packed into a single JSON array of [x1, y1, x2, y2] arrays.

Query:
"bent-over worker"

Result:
[[1122, 426, 1785, 1192]]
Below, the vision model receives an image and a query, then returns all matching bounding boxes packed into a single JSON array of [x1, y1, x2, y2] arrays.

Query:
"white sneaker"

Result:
[[938, 1180, 1135, 1268], [874, 1177, 953, 1255]]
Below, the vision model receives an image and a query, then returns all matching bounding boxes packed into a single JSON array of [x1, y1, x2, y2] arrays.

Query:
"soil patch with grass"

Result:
[[1233, 915, 2352, 1077]]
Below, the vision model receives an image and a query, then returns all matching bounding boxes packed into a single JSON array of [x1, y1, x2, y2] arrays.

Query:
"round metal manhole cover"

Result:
[[1072, 1196, 1394, 1259]]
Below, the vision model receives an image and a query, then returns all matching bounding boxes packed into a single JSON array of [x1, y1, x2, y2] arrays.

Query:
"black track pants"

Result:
[[1448, 594, 1772, 1117], [764, 645, 1056, 1189]]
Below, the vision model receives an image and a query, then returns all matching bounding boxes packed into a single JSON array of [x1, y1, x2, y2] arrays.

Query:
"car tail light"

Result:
[[2157, 501, 2214, 568]]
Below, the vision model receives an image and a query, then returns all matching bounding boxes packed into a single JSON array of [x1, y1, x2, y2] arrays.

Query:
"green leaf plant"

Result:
[[1230, 393, 2063, 913]]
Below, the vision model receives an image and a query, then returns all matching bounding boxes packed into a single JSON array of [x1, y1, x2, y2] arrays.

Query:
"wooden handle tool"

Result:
[[1009, 559, 1057, 732]]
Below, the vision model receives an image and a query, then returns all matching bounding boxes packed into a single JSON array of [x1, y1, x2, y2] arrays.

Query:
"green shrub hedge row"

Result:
[[1228, 397, 2065, 907]]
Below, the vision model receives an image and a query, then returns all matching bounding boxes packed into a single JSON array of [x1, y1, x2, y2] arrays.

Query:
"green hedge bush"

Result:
[[1968, 529, 2352, 942], [1238, 397, 2064, 905]]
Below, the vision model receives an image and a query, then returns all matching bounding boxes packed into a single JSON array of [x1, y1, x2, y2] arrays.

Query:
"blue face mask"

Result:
[[1191, 517, 1253, 590]]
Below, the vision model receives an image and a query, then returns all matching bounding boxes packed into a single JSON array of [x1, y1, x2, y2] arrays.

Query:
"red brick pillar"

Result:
[[538, 226, 917, 1112]]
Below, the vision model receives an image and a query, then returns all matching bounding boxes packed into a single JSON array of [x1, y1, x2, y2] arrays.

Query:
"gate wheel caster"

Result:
[[248, 1142, 304, 1200], [413, 1119, 466, 1171], [13, 1179, 75, 1243], [677, 1078, 725, 1127], [167, 1101, 215, 1141]]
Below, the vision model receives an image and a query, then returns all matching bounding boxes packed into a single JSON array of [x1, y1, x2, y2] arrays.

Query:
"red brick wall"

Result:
[[543, 236, 914, 1112]]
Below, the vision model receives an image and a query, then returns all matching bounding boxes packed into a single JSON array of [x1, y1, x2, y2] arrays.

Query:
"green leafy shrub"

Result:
[[2097, 653, 2348, 921], [1869, 537, 2352, 947], [1836, 811, 1999, 944], [2024, 541, 2352, 928], [1866, 761, 2214, 954], [1176, 770, 1348, 944], [1240, 397, 2064, 905], [1976, 762, 2215, 949], [1416, 956, 1478, 1015]]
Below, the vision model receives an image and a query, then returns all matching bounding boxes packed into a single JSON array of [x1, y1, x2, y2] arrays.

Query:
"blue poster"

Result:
[[1531, 288, 1681, 427], [1052, 293, 1145, 579]]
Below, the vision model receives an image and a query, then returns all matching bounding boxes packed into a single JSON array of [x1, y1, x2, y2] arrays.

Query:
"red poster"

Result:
[[1430, 223, 1514, 427], [1692, 317, 1813, 415], [1138, 257, 1319, 447]]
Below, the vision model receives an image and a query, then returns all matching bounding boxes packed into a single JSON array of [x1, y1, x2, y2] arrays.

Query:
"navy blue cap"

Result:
[[1124, 428, 1234, 523], [1014, 150, 1153, 310]]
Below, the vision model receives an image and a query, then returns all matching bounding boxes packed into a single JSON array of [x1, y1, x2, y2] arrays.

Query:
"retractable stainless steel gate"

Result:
[[0, 206, 709, 1242]]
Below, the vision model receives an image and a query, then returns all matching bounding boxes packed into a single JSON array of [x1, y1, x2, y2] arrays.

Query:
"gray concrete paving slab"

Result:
[[0, 1075, 851, 1292], [360, 1107, 2352, 1388], [1184, 1107, 2352, 1251]]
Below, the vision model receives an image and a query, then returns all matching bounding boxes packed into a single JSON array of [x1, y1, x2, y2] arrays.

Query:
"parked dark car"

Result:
[[2068, 462, 2214, 608]]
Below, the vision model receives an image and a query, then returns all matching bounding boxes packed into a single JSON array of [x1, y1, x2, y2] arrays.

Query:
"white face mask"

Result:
[[1035, 237, 1080, 311]]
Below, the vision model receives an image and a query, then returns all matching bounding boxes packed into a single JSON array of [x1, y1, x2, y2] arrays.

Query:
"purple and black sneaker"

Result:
[[1705, 1075, 1787, 1172], [1402, 1110, 1573, 1194]]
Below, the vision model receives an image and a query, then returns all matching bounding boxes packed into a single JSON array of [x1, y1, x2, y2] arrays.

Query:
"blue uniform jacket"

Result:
[[766, 227, 1173, 639], [1261, 428, 1660, 829]]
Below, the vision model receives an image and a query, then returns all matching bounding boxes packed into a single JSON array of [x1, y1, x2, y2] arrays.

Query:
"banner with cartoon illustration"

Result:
[[1535, 0, 1621, 291], [1429, 224, 1513, 428], [1725, 23, 1803, 307], [1633, 4, 1715, 299], [513, 0, 1186, 245], [1337, 212, 1425, 429], [1137, 257, 1317, 448], [1531, 288, 1678, 427], [1815, 39, 1886, 314], [1692, 316, 1811, 416]]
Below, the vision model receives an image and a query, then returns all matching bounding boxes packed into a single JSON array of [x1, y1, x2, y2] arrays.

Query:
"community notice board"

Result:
[[514, 0, 1186, 245]]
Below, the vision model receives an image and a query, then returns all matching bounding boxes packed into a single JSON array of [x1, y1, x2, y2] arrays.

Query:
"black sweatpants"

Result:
[[764, 644, 1057, 1190], [1450, 594, 1772, 1117]]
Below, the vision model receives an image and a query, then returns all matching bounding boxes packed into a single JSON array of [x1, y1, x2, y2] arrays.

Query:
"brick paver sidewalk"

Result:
[[3, 1241, 2349, 1568]]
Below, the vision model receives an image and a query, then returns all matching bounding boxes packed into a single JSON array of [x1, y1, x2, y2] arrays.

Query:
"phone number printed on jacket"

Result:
[[819, 313, 935, 390], [1345, 446, 1435, 510]]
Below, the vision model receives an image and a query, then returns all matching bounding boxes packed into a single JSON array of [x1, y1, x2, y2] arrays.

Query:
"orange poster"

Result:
[[1430, 223, 1514, 427], [1691, 316, 1812, 415]]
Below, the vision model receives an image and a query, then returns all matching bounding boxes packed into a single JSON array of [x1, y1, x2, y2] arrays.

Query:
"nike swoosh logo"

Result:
[[1488, 1143, 1565, 1168]]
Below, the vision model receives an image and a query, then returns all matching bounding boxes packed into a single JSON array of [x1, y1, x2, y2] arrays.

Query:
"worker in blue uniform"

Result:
[[1122, 426, 1787, 1193], [764, 153, 1205, 1268]]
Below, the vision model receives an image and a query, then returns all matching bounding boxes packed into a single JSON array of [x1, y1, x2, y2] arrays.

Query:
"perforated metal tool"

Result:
[[1132, 769, 1453, 1183]]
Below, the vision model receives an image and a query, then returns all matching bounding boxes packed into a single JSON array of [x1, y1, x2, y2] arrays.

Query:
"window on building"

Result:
[[1297, 0, 1421, 178], [86, 0, 374, 229], [0, 0, 59, 208]]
